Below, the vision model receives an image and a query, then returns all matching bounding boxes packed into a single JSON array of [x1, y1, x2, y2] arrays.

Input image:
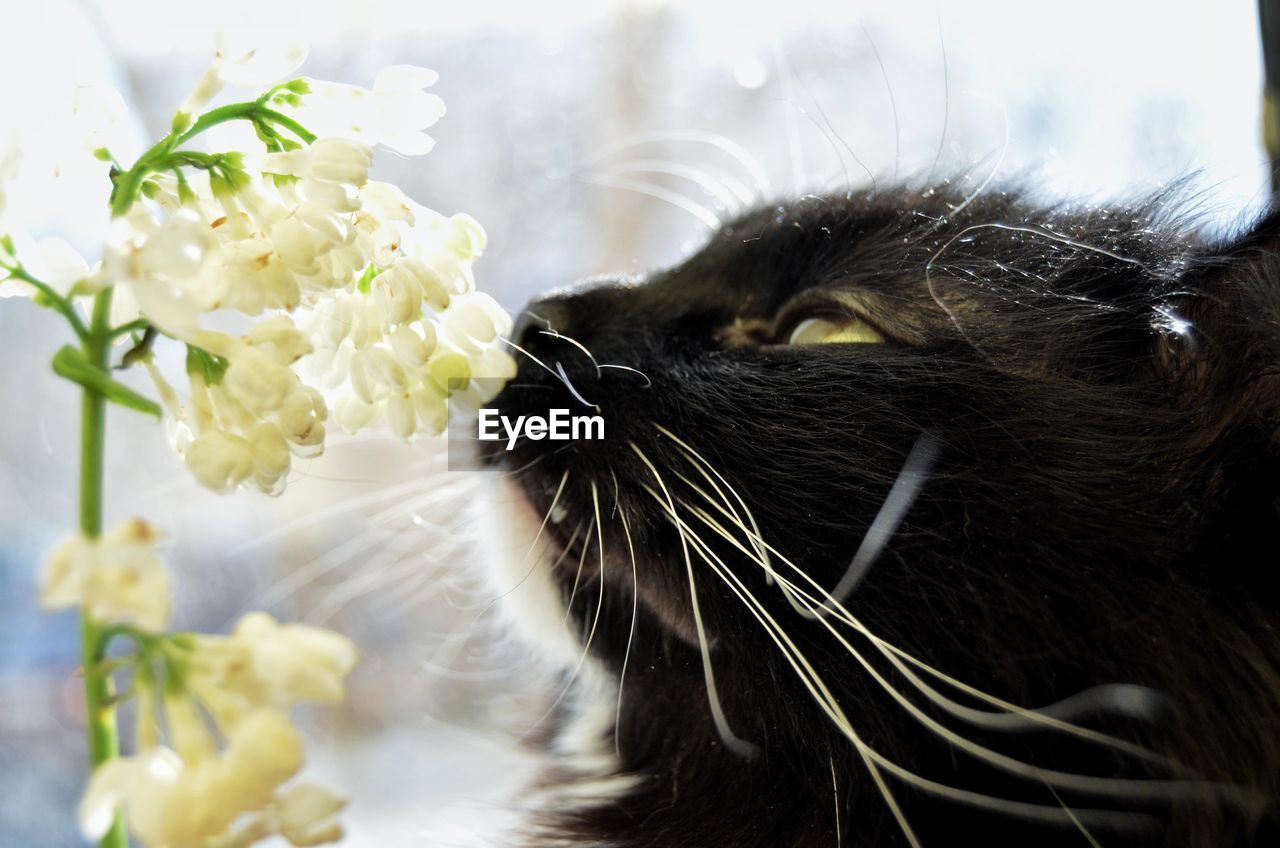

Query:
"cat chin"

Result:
[[476, 475, 586, 669], [476, 476, 641, 833]]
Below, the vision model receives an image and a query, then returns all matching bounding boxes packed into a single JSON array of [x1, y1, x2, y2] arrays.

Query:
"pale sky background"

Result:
[[0, 1, 1270, 845]]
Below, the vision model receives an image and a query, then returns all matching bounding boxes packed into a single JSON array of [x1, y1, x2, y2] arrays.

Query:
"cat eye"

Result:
[[787, 316, 884, 345]]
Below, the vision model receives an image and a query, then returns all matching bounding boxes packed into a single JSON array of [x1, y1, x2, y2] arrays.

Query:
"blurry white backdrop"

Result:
[[0, 1, 1269, 845]]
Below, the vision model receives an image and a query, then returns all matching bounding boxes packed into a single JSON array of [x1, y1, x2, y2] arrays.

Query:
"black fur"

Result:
[[484, 185, 1280, 847]]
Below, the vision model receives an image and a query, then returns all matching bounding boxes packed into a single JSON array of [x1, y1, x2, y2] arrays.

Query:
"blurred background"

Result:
[[0, 1, 1270, 844]]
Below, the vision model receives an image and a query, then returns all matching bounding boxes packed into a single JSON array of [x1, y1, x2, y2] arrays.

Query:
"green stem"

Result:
[[110, 99, 316, 217], [108, 319, 151, 341], [173, 101, 264, 147], [254, 107, 317, 144], [79, 288, 129, 848], [2, 266, 89, 340]]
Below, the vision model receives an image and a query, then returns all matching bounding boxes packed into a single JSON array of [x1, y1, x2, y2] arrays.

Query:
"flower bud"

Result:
[[443, 212, 486, 259], [334, 394, 378, 433], [247, 316, 313, 365], [186, 431, 254, 491], [388, 325, 430, 367], [276, 783, 347, 847], [385, 392, 416, 440], [427, 351, 470, 393]]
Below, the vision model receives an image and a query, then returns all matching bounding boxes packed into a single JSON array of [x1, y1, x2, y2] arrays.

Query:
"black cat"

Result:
[[477, 185, 1280, 847]]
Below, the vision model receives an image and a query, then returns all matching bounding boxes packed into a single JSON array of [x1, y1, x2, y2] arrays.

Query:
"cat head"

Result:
[[479, 185, 1280, 841]]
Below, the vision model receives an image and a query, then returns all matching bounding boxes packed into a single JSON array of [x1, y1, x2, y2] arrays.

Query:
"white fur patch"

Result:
[[477, 476, 640, 834], [477, 476, 588, 669]]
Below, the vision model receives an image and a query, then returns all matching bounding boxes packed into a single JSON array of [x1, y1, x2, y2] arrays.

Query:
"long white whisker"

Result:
[[597, 129, 772, 197], [1046, 782, 1105, 848], [787, 62, 872, 193], [562, 517, 595, 626], [630, 441, 758, 759], [662, 494, 1156, 836], [653, 424, 778, 588], [522, 506, 606, 741], [769, 34, 808, 193], [597, 363, 653, 388], [538, 329, 602, 376], [590, 479, 607, 641], [925, 5, 951, 184], [230, 474, 443, 554], [685, 508, 1258, 807], [682, 498, 1179, 769], [597, 159, 750, 209], [554, 361, 600, 410], [803, 434, 941, 617], [485, 471, 570, 603], [233, 525, 396, 621], [501, 338, 599, 410], [588, 174, 722, 229], [612, 470, 640, 761], [655, 492, 916, 843]]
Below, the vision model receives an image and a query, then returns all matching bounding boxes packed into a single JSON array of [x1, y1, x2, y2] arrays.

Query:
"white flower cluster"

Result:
[[80, 700, 350, 848], [37, 519, 356, 848], [40, 518, 171, 632], [149, 318, 327, 495], [4, 34, 518, 847], [2, 32, 516, 494], [303, 192, 516, 439]]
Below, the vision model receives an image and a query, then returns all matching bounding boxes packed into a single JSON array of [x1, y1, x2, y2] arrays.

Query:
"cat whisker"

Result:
[[311, 541, 462, 625], [481, 471, 570, 606], [830, 756, 843, 848], [925, 7, 951, 184], [1046, 781, 1106, 848], [538, 329, 602, 376], [685, 501, 1264, 809], [588, 481, 608, 651], [681, 498, 1179, 769], [663, 442, 1197, 772], [800, 433, 941, 617], [595, 159, 751, 210], [768, 34, 809, 194], [229, 473, 448, 554], [562, 516, 596, 628], [591, 129, 772, 199], [630, 441, 759, 759], [785, 60, 871, 194], [665, 496, 1161, 838], [522, 504, 606, 742], [501, 338, 598, 409], [650, 492, 917, 844], [554, 361, 600, 410], [610, 469, 641, 761], [231, 522, 399, 622], [652, 424, 778, 588], [596, 363, 652, 388], [942, 90, 1008, 220], [615, 508, 640, 761], [503, 451, 547, 478], [587, 173, 723, 230], [855, 20, 901, 183]]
